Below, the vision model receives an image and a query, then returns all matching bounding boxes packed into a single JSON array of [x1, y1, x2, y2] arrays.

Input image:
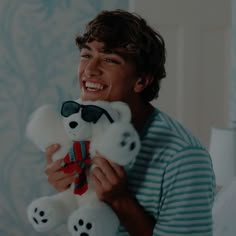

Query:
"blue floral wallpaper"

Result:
[[232, 0, 236, 127], [0, 0, 128, 235]]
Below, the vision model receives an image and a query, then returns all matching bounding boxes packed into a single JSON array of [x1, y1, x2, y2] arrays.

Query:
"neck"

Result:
[[129, 100, 155, 133]]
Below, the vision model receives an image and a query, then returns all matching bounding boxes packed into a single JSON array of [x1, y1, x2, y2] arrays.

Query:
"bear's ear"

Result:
[[110, 101, 131, 123]]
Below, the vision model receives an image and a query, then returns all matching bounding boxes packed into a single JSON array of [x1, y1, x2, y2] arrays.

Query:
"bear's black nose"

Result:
[[69, 121, 78, 129]]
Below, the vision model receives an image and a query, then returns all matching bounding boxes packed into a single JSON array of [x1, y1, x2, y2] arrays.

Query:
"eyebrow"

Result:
[[80, 44, 130, 60]]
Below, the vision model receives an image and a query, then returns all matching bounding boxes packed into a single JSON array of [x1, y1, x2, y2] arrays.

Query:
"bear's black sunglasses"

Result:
[[61, 101, 114, 124]]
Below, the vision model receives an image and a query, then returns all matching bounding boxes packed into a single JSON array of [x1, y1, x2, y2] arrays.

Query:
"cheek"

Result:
[[77, 65, 83, 85], [115, 75, 136, 92], [77, 64, 82, 77]]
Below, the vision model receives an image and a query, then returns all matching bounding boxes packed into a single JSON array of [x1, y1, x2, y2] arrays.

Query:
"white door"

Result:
[[130, 0, 231, 146]]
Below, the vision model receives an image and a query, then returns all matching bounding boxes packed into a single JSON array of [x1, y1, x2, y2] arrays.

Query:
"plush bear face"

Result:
[[62, 111, 93, 141], [61, 100, 121, 141], [61, 100, 140, 166]]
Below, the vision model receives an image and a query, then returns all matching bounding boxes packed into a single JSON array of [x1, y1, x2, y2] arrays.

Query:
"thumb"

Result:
[[45, 144, 60, 165]]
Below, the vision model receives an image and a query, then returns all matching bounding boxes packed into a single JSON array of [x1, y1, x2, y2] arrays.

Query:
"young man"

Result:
[[45, 10, 215, 236]]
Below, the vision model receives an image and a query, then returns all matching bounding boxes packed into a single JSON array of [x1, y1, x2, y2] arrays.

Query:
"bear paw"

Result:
[[70, 218, 93, 236], [27, 197, 64, 232], [68, 203, 119, 236], [94, 122, 141, 166]]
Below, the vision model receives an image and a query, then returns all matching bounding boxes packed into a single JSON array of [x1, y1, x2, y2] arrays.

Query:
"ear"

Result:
[[133, 76, 153, 93], [110, 101, 131, 122]]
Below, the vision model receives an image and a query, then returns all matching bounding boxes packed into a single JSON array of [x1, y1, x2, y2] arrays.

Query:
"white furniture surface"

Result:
[[213, 177, 236, 236]]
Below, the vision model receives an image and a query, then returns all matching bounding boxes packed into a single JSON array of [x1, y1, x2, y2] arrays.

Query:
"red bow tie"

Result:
[[61, 141, 91, 195]]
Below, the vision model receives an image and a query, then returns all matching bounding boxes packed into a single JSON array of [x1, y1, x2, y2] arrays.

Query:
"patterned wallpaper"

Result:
[[231, 0, 236, 127], [0, 1, 128, 235]]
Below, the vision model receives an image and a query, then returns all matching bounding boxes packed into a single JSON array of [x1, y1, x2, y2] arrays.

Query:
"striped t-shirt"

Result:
[[117, 109, 216, 236]]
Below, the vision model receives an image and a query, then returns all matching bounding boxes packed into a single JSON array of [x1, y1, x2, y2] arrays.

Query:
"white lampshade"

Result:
[[209, 128, 236, 187]]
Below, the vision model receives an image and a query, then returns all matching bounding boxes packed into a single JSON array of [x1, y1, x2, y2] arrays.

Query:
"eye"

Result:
[[80, 53, 91, 59], [104, 57, 120, 64]]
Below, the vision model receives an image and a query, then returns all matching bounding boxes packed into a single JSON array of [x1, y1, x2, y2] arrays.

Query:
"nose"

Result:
[[84, 57, 101, 77], [69, 121, 78, 129]]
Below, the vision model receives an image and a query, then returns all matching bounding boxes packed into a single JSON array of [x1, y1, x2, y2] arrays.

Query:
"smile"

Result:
[[84, 81, 104, 91]]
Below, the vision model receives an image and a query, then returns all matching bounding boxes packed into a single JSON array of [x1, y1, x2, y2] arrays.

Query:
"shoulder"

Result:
[[141, 108, 208, 154], [139, 109, 215, 178], [143, 109, 203, 144]]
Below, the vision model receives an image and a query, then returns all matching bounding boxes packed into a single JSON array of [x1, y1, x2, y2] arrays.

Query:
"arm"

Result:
[[92, 156, 156, 236], [44, 144, 76, 192]]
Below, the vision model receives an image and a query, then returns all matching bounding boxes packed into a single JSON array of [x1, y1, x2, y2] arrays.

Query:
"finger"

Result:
[[92, 166, 111, 190], [46, 169, 75, 190], [92, 156, 125, 181], [92, 175, 104, 200], [109, 162, 126, 179], [45, 144, 60, 165], [44, 159, 64, 175], [92, 173, 108, 199], [92, 157, 119, 181], [46, 168, 73, 181], [54, 174, 75, 192]]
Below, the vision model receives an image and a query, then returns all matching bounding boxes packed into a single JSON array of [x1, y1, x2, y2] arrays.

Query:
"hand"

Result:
[[91, 153, 129, 205], [44, 144, 75, 192], [92, 154, 155, 236]]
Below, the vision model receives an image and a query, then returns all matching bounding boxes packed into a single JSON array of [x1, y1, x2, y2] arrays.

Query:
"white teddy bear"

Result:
[[26, 99, 141, 236]]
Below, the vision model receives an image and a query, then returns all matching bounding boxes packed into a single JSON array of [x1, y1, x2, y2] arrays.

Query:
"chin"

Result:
[[80, 93, 106, 102]]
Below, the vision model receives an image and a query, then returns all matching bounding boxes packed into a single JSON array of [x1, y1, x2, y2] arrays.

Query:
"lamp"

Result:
[[209, 127, 236, 187]]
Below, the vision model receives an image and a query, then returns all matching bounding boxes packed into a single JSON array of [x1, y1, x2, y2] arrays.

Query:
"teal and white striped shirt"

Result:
[[117, 109, 215, 236]]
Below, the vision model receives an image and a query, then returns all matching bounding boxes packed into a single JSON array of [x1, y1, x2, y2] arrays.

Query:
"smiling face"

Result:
[[78, 41, 141, 104]]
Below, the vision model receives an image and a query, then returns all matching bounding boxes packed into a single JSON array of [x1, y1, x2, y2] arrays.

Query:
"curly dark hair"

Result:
[[75, 9, 166, 102]]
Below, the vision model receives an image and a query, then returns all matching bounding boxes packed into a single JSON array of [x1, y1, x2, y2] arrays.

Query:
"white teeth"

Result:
[[85, 82, 104, 90]]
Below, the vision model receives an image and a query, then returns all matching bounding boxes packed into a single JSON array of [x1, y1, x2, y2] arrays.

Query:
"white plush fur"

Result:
[[26, 105, 73, 161], [26, 100, 140, 236]]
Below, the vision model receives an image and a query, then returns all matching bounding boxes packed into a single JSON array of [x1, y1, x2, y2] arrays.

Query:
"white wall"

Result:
[[130, 0, 231, 147], [231, 0, 236, 127]]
